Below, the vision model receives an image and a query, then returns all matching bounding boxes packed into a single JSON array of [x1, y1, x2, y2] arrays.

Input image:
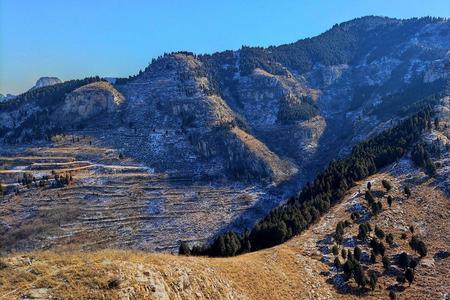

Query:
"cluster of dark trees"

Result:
[[396, 251, 419, 287], [411, 143, 437, 176], [409, 235, 428, 257], [340, 249, 374, 289], [51, 173, 73, 188], [277, 95, 320, 124], [236, 17, 445, 76], [180, 106, 434, 257]]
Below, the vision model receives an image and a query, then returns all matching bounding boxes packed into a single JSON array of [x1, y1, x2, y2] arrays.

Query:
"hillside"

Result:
[[0, 16, 449, 256], [1, 147, 448, 299]]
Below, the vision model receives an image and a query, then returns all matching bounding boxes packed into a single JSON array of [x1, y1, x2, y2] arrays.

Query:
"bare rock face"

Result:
[[30, 77, 62, 90], [115, 53, 298, 183], [61, 81, 124, 123]]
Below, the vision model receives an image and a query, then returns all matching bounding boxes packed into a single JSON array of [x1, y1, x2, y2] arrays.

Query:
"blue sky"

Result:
[[1, 0, 449, 95]]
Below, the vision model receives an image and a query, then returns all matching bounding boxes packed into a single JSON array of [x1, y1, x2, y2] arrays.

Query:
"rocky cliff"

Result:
[[60, 81, 124, 123]]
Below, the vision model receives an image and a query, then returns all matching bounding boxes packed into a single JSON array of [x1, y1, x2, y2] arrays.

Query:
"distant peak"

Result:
[[30, 77, 63, 91]]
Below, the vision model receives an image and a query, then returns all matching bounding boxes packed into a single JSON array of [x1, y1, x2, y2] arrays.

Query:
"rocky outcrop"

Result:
[[60, 81, 124, 123], [30, 77, 62, 90]]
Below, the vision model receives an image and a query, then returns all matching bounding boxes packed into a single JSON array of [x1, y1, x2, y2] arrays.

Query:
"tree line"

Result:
[[181, 105, 434, 257]]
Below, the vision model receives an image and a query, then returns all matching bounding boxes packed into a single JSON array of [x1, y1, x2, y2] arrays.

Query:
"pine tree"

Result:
[[396, 274, 405, 286], [354, 246, 362, 261], [375, 225, 385, 239], [387, 195, 393, 207], [417, 241, 427, 258], [386, 233, 394, 246], [381, 179, 392, 191], [334, 257, 342, 269], [353, 263, 368, 289], [405, 268, 414, 286], [341, 248, 347, 259], [178, 241, 191, 256], [404, 186, 411, 198], [332, 244, 339, 255], [399, 252, 410, 269], [369, 272, 377, 291], [382, 255, 390, 270]]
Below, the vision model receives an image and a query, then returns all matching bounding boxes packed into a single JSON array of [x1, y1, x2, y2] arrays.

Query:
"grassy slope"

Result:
[[1, 156, 448, 300]]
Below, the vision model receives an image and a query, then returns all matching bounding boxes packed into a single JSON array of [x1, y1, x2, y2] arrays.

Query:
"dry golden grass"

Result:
[[1, 164, 448, 299]]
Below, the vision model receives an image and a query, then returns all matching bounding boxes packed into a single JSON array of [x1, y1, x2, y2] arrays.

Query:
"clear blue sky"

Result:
[[1, 0, 449, 95]]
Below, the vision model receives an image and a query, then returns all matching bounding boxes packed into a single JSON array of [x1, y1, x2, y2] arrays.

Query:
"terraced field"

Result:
[[0, 135, 270, 252]]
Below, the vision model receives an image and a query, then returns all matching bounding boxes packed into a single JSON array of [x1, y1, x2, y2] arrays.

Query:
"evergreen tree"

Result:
[[382, 179, 392, 191], [382, 255, 390, 270], [365, 190, 375, 204], [334, 257, 342, 269], [409, 258, 418, 270], [332, 244, 339, 255], [387, 195, 393, 207], [386, 233, 394, 246], [375, 225, 385, 239], [396, 274, 406, 286], [341, 248, 347, 259], [354, 246, 362, 261], [389, 290, 397, 300], [369, 272, 377, 291], [404, 186, 411, 198], [343, 259, 354, 281], [178, 241, 191, 256], [370, 251, 377, 264], [417, 241, 427, 258], [405, 268, 414, 286], [399, 252, 410, 269], [353, 263, 368, 289]]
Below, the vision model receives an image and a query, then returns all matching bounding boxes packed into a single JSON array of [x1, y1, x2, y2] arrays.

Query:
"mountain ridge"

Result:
[[0, 15, 449, 254]]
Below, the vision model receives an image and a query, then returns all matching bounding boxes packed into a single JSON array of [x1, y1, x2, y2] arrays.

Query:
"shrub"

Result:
[[382, 179, 392, 191], [179, 241, 191, 256]]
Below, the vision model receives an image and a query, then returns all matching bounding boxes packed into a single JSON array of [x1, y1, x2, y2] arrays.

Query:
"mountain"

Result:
[[0, 16, 449, 253], [0, 15, 449, 300], [0, 93, 16, 102], [29, 76, 63, 91]]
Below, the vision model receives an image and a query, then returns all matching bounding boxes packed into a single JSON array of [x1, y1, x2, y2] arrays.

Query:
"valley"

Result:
[[1, 145, 448, 299], [0, 15, 449, 300]]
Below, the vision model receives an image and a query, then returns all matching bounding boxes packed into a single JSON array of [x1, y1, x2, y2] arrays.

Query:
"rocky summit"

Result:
[[29, 77, 62, 91]]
